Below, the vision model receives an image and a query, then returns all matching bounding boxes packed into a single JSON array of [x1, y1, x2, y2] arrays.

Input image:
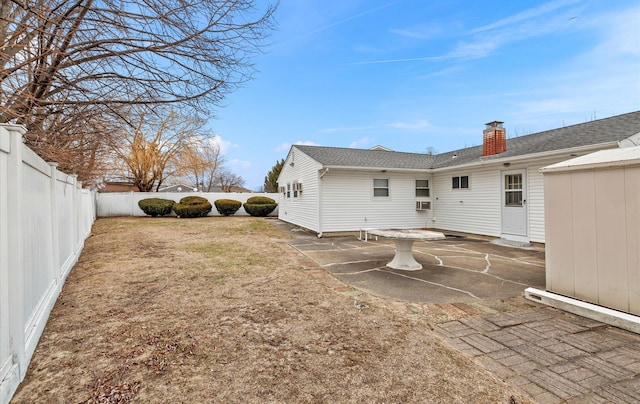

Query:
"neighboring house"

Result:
[[99, 180, 138, 193], [158, 184, 198, 193], [277, 111, 640, 242]]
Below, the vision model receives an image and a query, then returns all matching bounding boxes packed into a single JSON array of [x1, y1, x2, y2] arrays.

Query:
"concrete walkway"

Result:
[[274, 221, 640, 403]]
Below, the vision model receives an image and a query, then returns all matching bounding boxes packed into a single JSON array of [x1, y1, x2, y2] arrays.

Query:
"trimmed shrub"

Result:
[[138, 198, 175, 217], [243, 196, 277, 217], [214, 199, 242, 216], [173, 195, 212, 218], [245, 196, 276, 205]]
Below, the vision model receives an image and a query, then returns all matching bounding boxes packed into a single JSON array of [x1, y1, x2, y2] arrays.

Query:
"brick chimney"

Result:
[[483, 121, 506, 156]]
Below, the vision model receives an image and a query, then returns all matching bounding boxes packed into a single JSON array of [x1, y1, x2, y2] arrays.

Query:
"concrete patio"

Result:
[[281, 223, 546, 304]]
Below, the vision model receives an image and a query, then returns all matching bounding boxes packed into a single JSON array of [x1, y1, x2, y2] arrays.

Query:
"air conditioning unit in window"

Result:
[[416, 201, 431, 210]]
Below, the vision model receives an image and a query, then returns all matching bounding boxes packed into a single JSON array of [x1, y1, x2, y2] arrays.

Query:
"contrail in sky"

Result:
[[279, 1, 402, 46]]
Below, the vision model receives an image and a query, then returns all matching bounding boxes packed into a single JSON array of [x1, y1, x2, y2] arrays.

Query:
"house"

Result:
[[99, 180, 138, 193], [157, 183, 199, 193], [277, 111, 640, 242]]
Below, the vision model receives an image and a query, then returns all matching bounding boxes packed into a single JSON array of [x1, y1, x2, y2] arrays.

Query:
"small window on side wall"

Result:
[[286, 183, 291, 198], [373, 178, 389, 197], [415, 179, 430, 197], [452, 175, 469, 189]]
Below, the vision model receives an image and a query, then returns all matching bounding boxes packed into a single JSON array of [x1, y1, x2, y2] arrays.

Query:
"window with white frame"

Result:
[[286, 183, 291, 198], [293, 182, 298, 198], [504, 174, 523, 206], [452, 175, 469, 189], [415, 179, 430, 197], [373, 178, 389, 197]]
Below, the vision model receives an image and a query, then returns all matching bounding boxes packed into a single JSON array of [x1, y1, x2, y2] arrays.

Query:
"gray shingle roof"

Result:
[[432, 110, 640, 168], [294, 146, 434, 169], [294, 111, 640, 170]]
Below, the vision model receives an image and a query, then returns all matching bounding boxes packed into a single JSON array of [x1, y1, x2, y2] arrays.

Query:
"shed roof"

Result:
[[541, 145, 640, 173], [293, 111, 640, 170]]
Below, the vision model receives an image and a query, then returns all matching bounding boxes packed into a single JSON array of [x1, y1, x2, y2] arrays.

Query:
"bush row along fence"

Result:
[[96, 192, 280, 217], [0, 124, 96, 404]]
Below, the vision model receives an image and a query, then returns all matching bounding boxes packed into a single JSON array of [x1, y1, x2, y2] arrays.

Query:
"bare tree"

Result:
[[35, 102, 122, 186], [0, 0, 276, 181], [216, 167, 245, 192], [177, 137, 224, 192], [111, 109, 207, 191]]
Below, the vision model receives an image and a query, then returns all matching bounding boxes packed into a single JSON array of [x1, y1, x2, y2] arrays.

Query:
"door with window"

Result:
[[501, 170, 527, 238]]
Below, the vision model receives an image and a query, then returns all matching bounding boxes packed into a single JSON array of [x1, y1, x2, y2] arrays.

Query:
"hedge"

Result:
[[214, 199, 242, 216], [138, 198, 176, 217], [243, 196, 277, 217], [173, 196, 212, 218]]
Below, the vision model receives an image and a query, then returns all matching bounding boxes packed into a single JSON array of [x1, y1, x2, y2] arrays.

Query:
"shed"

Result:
[[526, 146, 640, 333]]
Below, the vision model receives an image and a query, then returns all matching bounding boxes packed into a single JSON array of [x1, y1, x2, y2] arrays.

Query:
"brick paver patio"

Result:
[[435, 307, 640, 403]]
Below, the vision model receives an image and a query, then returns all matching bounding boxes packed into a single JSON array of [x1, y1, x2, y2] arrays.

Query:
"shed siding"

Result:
[[277, 149, 323, 232], [319, 170, 432, 233], [431, 168, 501, 237], [543, 160, 640, 315]]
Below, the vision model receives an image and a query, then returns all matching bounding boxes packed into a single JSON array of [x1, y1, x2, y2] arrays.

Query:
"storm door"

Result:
[[501, 170, 527, 238]]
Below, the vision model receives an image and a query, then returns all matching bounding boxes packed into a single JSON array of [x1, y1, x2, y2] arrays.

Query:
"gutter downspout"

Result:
[[317, 168, 329, 238]]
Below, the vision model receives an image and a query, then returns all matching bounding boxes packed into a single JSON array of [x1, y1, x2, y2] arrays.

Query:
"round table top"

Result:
[[365, 229, 446, 241]]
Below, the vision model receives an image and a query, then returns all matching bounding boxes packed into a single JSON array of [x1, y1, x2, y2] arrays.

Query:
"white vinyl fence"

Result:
[[0, 124, 96, 404], [97, 192, 280, 217]]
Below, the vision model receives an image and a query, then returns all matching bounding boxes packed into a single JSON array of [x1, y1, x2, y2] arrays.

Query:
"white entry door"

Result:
[[501, 170, 527, 239]]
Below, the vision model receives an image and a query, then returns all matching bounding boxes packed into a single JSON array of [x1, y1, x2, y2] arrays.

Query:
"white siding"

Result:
[[278, 144, 622, 242], [432, 155, 607, 243], [277, 149, 323, 232], [319, 170, 433, 233], [431, 168, 502, 237], [527, 162, 548, 243], [528, 156, 597, 243]]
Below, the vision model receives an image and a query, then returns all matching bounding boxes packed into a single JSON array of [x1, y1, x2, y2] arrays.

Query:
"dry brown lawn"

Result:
[[12, 217, 532, 403]]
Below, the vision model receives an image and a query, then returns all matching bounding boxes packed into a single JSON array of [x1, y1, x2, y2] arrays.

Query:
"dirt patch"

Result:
[[12, 217, 532, 403]]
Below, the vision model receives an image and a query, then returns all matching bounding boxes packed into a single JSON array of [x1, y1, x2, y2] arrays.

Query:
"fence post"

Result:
[[5, 125, 26, 382], [0, 126, 17, 403], [49, 163, 62, 292], [75, 180, 80, 250]]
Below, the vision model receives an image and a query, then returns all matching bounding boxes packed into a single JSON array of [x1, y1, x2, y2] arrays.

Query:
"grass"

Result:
[[12, 216, 534, 404]]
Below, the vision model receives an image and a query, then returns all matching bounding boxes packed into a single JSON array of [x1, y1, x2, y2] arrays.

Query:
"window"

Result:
[[286, 183, 291, 198], [293, 182, 298, 198], [504, 174, 523, 206], [373, 178, 389, 197], [415, 179, 430, 197], [452, 175, 469, 189]]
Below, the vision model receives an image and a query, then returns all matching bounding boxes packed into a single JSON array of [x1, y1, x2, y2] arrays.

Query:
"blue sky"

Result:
[[212, 0, 640, 190]]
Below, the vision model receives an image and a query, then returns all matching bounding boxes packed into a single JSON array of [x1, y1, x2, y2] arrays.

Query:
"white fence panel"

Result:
[[0, 124, 96, 404], [56, 171, 76, 275], [20, 146, 57, 362], [96, 192, 280, 217]]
